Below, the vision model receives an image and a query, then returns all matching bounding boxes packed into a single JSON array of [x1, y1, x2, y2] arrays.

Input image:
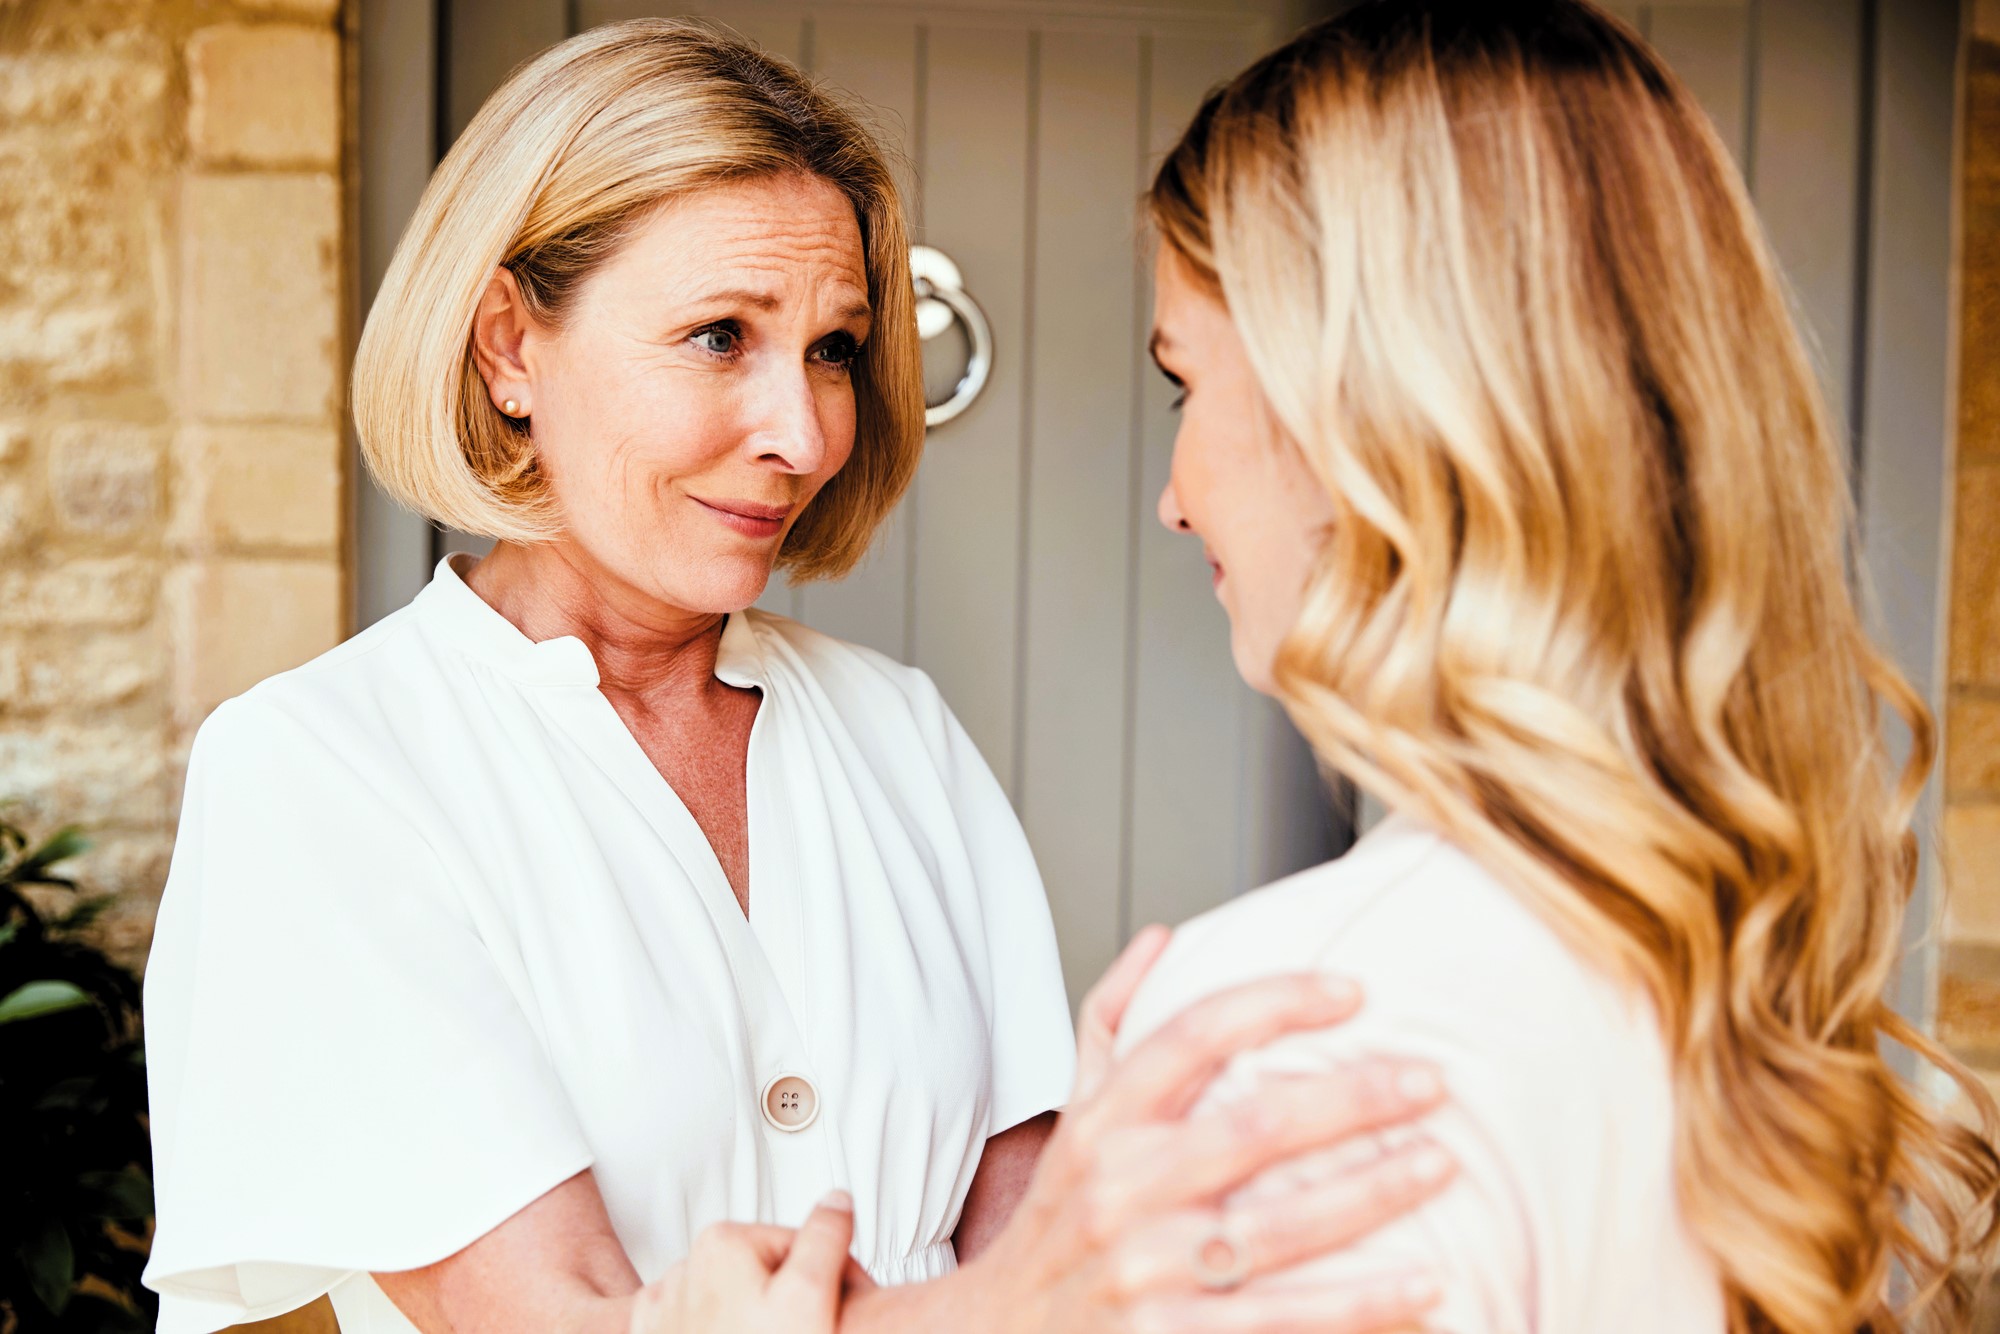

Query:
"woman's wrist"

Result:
[[839, 1255, 1024, 1334]]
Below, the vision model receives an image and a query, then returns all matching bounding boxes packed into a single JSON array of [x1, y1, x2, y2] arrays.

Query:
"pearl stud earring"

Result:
[[502, 399, 521, 416]]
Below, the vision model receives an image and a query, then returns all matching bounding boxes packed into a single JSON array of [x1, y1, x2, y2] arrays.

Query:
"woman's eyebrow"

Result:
[[685, 286, 872, 324]]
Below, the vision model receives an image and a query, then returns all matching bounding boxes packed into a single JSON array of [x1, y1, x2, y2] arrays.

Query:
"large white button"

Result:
[[761, 1074, 819, 1132]]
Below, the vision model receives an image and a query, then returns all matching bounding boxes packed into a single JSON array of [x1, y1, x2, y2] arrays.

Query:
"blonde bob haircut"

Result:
[[353, 19, 924, 581], [1152, 2, 1999, 1330]]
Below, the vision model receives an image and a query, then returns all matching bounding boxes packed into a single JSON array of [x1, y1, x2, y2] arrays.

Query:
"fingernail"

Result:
[[1410, 1146, 1452, 1184], [1395, 1065, 1442, 1103], [820, 1188, 853, 1212], [1400, 1273, 1441, 1304]]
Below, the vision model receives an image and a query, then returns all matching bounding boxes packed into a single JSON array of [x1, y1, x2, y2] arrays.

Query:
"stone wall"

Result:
[[0, 0, 348, 966], [1946, 12, 2000, 1089]]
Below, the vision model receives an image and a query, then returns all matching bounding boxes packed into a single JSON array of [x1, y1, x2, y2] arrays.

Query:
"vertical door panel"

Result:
[[578, 0, 807, 59], [1647, 3, 1753, 165], [1749, 0, 1865, 426], [912, 26, 1034, 787], [1860, 0, 1956, 1038], [357, 0, 442, 628], [792, 19, 925, 658], [1018, 32, 1144, 1006], [1127, 33, 1261, 936], [444, 0, 568, 144], [1603, 1, 1647, 35]]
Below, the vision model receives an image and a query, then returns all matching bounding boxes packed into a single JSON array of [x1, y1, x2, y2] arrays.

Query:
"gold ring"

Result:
[[1190, 1218, 1254, 1292]]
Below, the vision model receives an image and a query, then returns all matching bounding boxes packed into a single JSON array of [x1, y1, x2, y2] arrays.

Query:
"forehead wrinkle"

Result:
[[612, 180, 869, 316]]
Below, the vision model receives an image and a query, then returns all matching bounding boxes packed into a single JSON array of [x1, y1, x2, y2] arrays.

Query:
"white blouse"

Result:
[[141, 557, 1076, 1334], [1114, 814, 1726, 1334]]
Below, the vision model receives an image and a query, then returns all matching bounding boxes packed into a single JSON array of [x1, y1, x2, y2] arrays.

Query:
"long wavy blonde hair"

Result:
[[1150, 2, 2000, 1328]]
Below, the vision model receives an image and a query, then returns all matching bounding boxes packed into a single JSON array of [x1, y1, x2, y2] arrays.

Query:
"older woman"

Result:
[[140, 20, 1456, 1334]]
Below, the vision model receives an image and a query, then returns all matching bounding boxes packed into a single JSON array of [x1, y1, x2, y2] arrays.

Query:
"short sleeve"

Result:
[[142, 697, 595, 1333], [930, 695, 1077, 1136]]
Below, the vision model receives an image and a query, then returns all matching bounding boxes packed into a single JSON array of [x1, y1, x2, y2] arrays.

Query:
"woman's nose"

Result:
[[747, 371, 831, 474], [1157, 478, 1192, 533]]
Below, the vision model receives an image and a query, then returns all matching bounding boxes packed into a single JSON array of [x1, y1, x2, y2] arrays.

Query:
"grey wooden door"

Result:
[[360, 0, 1960, 1018]]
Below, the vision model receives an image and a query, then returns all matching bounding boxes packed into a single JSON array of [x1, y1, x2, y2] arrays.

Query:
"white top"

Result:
[[141, 557, 1076, 1333], [1115, 815, 1726, 1333]]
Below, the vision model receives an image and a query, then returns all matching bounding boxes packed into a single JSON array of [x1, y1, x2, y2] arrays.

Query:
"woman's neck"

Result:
[[463, 540, 731, 702]]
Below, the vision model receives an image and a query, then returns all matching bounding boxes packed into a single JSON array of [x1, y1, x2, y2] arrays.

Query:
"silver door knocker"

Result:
[[911, 245, 993, 428]]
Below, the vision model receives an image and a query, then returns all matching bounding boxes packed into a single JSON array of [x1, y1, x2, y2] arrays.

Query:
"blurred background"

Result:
[[1, 0, 1997, 1328]]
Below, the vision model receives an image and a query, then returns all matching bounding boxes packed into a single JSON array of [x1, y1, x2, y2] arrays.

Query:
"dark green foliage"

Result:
[[0, 814, 154, 1334]]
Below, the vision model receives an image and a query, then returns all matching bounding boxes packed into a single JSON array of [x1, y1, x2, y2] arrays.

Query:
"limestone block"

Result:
[[49, 423, 164, 537], [20, 631, 162, 712], [0, 423, 27, 465], [1941, 948, 2000, 1061], [78, 830, 175, 969], [0, 556, 155, 629], [173, 424, 342, 550], [1964, 179, 2000, 464], [1953, 463, 2000, 687], [1952, 696, 2000, 797], [0, 476, 38, 553], [0, 641, 22, 711], [0, 722, 174, 827], [180, 173, 340, 422], [0, 303, 144, 392], [167, 558, 342, 725], [187, 25, 340, 169], [1946, 803, 2000, 944], [234, 0, 343, 19], [0, 48, 170, 145]]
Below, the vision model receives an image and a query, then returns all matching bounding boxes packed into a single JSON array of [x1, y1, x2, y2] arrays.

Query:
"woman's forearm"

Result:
[[840, 1263, 1014, 1334]]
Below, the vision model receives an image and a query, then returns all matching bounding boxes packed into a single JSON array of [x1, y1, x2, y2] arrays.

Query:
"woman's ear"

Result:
[[471, 266, 537, 418]]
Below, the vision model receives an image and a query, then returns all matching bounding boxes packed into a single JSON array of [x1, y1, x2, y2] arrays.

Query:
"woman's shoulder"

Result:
[[185, 600, 481, 809], [1118, 815, 1718, 1328], [209, 597, 436, 718], [1121, 814, 1664, 1077]]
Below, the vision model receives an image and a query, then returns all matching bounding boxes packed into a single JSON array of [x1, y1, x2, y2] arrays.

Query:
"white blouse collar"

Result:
[[415, 556, 769, 690]]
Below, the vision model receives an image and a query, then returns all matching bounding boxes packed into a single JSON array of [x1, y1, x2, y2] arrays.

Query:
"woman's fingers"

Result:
[[769, 1190, 858, 1322], [1088, 1065, 1447, 1222], [1084, 974, 1363, 1132], [1127, 1270, 1443, 1334], [1228, 1138, 1455, 1275], [1075, 925, 1175, 1101], [1097, 1137, 1453, 1300]]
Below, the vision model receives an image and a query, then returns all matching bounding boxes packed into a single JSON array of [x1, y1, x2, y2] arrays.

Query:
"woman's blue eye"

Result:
[[692, 325, 739, 356]]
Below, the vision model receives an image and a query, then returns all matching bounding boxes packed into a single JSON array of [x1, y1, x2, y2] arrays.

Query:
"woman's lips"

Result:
[[692, 496, 792, 540], [1205, 550, 1224, 587]]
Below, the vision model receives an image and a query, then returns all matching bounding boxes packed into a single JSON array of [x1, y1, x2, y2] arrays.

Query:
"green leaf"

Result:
[[0, 919, 18, 949], [36, 1075, 98, 1113], [9, 826, 91, 883], [0, 979, 91, 1024], [77, 1167, 153, 1221], [20, 1216, 75, 1314], [54, 894, 114, 932]]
